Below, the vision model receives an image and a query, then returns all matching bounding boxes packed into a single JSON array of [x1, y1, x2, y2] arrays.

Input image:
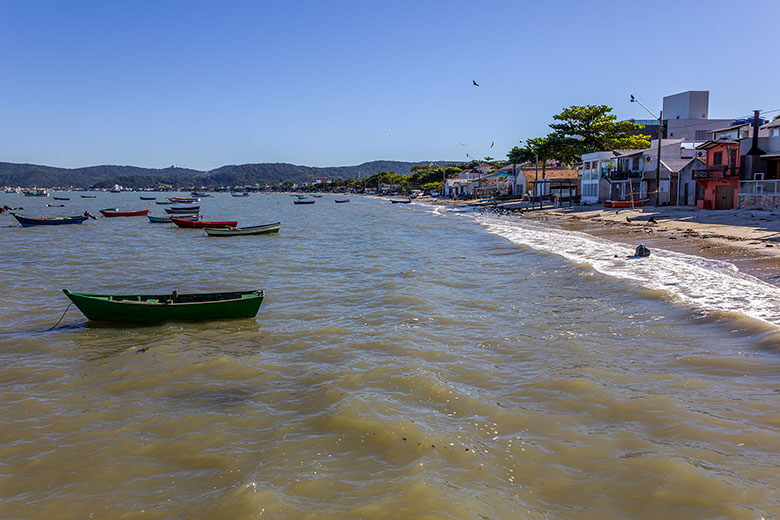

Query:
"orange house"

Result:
[[693, 140, 740, 209]]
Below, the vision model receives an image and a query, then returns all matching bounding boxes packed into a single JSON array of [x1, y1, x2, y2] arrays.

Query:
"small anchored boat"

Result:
[[231, 192, 250, 197], [170, 217, 238, 228], [63, 289, 265, 322], [205, 222, 281, 236], [11, 212, 94, 227], [164, 205, 200, 214], [53, 196, 70, 201], [139, 196, 156, 200], [100, 208, 150, 217], [334, 199, 350, 203], [390, 198, 412, 204], [293, 199, 315, 205], [168, 197, 199, 203]]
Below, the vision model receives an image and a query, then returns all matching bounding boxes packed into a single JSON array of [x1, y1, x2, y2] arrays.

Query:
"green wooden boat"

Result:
[[63, 289, 264, 322]]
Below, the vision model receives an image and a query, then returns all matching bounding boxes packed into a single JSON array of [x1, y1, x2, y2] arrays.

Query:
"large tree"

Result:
[[548, 105, 650, 163]]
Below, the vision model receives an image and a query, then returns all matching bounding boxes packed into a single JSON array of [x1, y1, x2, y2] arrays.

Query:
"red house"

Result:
[[693, 140, 740, 209]]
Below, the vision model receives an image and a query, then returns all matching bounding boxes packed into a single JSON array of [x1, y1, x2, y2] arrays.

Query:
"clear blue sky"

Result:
[[1, 0, 778, 170]]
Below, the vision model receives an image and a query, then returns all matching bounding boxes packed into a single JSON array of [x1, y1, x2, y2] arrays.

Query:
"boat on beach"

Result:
[[170, 217, 238, 228], [63, 289, 265, 322], [11, 213, 92, 227], [205, 222, 281, 236], [390, 198, 412, 204], [603, 199, 649, 208]]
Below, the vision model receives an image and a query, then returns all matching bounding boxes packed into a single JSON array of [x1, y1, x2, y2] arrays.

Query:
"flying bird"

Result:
[[490, 141, 494, 148], [472, 80, 479, 87]]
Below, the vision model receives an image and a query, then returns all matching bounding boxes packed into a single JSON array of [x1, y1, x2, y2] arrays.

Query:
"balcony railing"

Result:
[[606, 170, 642, 181], [692, 165, 739, 179], [739, 180, 780, 196]]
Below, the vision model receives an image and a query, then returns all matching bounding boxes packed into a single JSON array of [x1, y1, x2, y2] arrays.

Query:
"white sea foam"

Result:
[[436, 206, 780, 326]]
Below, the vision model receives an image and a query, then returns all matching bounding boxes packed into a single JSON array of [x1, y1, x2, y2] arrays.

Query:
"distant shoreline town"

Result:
[[4, 90, 779, 213]]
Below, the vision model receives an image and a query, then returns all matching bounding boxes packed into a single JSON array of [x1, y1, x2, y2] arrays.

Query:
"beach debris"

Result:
[[626, 216, 631, 223], [648, 216, 657, 224], [472, 80, 479, 87]]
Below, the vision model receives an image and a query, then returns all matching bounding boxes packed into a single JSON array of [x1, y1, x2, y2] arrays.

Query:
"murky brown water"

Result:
[[1, 192, 778, 519]]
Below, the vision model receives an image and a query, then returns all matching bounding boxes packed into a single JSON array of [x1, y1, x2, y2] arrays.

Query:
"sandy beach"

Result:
[[421, 196, 780, 287]]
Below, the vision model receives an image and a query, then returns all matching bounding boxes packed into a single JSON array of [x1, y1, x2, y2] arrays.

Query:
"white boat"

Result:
[[205, 222, 281, 236]]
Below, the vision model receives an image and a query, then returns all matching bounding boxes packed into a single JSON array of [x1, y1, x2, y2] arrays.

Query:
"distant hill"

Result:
[[0, 160, 455, 188]]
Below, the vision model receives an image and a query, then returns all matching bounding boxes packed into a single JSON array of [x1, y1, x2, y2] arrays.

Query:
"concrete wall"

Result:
[[666, 118, 734, 142], [739, 194, 780, 210]]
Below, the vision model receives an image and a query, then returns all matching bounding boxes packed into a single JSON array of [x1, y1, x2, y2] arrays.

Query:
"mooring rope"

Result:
[[48, 303, 73, 330]]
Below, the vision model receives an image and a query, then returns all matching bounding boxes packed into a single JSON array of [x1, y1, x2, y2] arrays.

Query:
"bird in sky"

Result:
[[472, 80, 479, 87], [490, 141, 494, 148]]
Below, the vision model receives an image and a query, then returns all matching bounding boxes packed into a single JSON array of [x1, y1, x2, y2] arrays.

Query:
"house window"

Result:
[[632, 158, 639, 170], [713, 151, 723, 165]]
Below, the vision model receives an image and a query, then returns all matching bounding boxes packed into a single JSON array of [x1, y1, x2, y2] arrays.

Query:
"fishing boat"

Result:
[[53, 196, 70, 201], [80, 194, 97, 198], [390, 198, 412, 204], [170, 217, 238, 228], [63, 289, 264, 322], [23, 189, 49, 197], [11, 212, 92, 227], [293, 199, 315, 205], [312, 195, 323, 198], [191, 192, 212, 197], [168, 197, 199, 203], [603, 199, 649, 208], [148, 213, 198, 223], [164, 205, 200, 214], [205, 222, 281, 236], [139, 196, 156, 200], [100, 208, 150, 217], [231, 192, 250, 197], [334, 199, 350, 203]]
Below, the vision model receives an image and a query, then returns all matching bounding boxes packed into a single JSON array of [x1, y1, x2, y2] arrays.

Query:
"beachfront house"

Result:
[[693, 139, 741, 209], [611, 139, 701, 206], [444, 164, 493, 198], [580, 151, 619, 204], [521, 167, 579, 198], [738, 117, 780, 209], [693, 113, 774, 210]]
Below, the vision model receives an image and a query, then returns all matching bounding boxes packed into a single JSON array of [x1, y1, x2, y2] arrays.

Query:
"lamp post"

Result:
[[630, 94, 663, 206]]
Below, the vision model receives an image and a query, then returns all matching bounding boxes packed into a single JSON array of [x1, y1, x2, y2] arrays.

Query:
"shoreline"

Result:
[[418, 196, 780, 288]]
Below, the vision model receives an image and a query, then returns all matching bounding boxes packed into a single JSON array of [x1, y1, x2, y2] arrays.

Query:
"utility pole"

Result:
[[631, 94, 663, 206]]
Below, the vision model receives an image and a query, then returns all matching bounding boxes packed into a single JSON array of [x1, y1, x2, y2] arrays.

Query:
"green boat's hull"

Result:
[[63, 289, 264, 322]]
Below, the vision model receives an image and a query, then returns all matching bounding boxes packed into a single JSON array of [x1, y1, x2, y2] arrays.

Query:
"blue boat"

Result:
[[12, 212, 94, 227]]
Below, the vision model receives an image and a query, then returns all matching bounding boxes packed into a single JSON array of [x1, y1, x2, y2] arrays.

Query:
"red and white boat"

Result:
[[603, 199, 649, 208], [100, 208, 150, 217], [170, 217, 238, 228]]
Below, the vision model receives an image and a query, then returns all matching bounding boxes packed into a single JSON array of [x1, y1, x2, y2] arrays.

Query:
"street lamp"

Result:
[[630, 94, 663, 206]]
